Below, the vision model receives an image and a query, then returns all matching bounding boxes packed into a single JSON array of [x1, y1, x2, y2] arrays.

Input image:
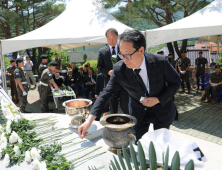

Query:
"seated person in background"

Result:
[[67, 64, 71, 69], [204, 65, 222, 104], [87, 62, 94, 73], [83, 65, 88, 75], [95, 73, 109, 117], [76, 66, 84, 95], [83, 68, 96, 100], [64, 68, 76, 90], [71, 62, 78, 77]]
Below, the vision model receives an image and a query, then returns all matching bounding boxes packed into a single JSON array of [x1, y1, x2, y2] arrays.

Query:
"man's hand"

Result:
[[91, 83, 94, 85], [108, 70, 113, 76], [78, 121, 91, 139], [192, 69, 195, 73], [71, 84, 74, 87], [95, 95, 98, 98], [140, 97, 160, 107]]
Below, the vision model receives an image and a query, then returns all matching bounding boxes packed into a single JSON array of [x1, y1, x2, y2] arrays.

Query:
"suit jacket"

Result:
[[90, 52, 181, 127], [64, 75, 76, 86], [72, 67, 78, 76], [83, 74, 97, 86], [95, 73, 109, 95], [97, 45, 121, 77], [77, 71, 84, 83]]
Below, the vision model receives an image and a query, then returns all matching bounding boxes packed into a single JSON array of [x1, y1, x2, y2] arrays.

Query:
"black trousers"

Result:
[[195, 72, 205, 87], [84, 85, 95, 99], [109, 87, 129, 114], [134, 109, 172, 141]]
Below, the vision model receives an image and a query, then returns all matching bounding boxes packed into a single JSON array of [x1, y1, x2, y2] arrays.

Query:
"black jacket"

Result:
[[97, 45, 121, 77], [64, 75, 76, 86], [95, 73, 109, 95], [83, 74, 97, 86], [77, 71, 85, 83], [90, 52, 181, 127], [72, 67, 78, 77]]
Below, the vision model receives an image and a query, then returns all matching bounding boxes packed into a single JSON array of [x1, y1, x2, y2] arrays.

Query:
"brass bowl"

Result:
[[62, 99, 92, 128]]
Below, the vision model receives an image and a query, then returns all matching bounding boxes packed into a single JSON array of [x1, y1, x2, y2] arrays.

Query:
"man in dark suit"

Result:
[[64, 68, 76, 90], [83, 68, 96, 100], [97, 28, 129, 115], [76, 66, 84, 95], [71, 62, 78, 77], [78, 29, 181, 140]]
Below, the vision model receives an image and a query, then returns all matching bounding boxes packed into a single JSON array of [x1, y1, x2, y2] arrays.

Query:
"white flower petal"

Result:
[[18, 137, 23, 143], [40, 161, 47, 170], [4, 154, 10, 167], [25, 151, 31, 163], [9, 131, 19, 143], [14, 146, 21, 155], [31, 147, 41, 161], [33, 159, 41, 170], [0, 148, 2, 159]]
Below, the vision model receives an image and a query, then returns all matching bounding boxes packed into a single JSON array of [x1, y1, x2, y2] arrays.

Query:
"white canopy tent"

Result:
[[146, 0, 222, 54], [0, 0, 132, 91]]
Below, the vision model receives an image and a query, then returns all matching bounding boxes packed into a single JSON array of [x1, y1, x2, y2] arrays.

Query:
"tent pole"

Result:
[[0, 42, 7, 92], [59, 44, 61, 58], [217, 35, 220, 63]]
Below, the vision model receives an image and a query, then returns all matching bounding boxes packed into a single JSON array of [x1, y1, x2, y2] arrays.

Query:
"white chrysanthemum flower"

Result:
[[31, 147, 41, 161], [40, 161, 47, 170], [1, 142, 7, 150], [6, 126, 12, 134], [4, 154, 10, 167], [33, 159, 41, 170], [9, 131, 19, 143], [18, 137, 23, 143], [0, 136, 7, 145], [1, 132, 5, 139], [14, 146, 21, 155], [25, 150, 31, 163]]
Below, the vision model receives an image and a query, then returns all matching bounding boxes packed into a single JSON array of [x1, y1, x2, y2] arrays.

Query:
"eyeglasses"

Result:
[[118, 49, 138, 60]]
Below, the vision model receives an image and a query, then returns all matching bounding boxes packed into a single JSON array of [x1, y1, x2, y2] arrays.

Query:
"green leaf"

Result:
[[171, 151, 180, 170], [122, 146, 132, 170], [129, 143, 139, 170], [163, 146, 169, 170], [113, 156, 121, 170], [138, 141, 147, 170], [184, 160, 194, 170], [117, 150, 126, 170], [148, 141, 158, 170], [111, 160, 117, 170]]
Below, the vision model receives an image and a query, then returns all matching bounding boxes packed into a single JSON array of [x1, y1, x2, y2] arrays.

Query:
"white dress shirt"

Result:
[[133, 56, 149, 94], [109, 44, 118, 56]]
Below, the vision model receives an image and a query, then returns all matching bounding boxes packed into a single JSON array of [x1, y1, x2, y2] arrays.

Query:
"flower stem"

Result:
[[63, 140, 87, 149], [32, 115, 56, 122], [72, 151, 107, 166], [71, 146, 102, 162], [37, 127, 66, 135], [61, 134, 91, 145], [43, 131, 72, 140], [62, 144, 95, 156], [34, 122, 58, 129]]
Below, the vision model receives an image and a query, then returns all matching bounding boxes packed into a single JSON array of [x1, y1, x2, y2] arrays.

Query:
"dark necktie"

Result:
[[134, 69, 147, 93], [112, 47, 116, 55]]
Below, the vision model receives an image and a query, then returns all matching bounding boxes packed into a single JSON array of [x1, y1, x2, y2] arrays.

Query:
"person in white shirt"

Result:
[[24, 56, 36, 89]]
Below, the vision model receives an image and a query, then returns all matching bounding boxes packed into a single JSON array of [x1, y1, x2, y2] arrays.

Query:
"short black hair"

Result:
[[84, 65, 88, 67], [105, 28, 118, 37], [71, 62, 75, 64], [88, 67, 93, 71], [120, 29, 146, 50]]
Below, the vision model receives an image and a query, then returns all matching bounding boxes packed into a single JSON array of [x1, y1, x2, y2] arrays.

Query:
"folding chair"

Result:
[[197, 73, 212, 92]]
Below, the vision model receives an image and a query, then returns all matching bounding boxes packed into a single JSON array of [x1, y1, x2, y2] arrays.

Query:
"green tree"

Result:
[[102, 0, 211, 57]]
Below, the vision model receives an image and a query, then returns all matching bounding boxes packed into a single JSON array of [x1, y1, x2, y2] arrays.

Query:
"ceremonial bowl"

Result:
[[62, 99, 92, 128], [100, 114, 137, 151]]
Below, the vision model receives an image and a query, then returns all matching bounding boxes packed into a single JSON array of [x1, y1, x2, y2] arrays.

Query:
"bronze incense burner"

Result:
[[100, 114, 137, 154]]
